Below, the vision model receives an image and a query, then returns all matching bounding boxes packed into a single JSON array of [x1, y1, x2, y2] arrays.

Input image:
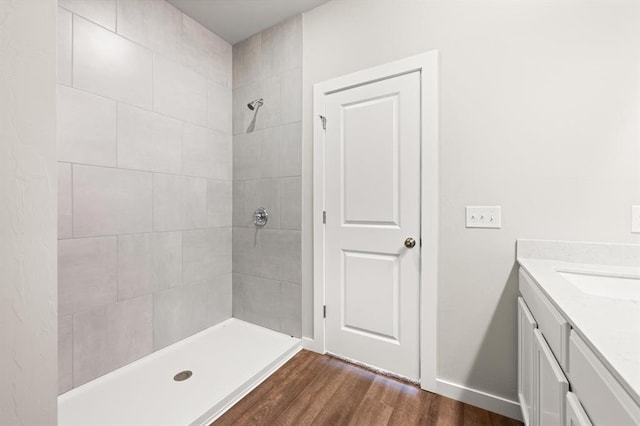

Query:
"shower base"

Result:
[[58, 319, 301, 426]]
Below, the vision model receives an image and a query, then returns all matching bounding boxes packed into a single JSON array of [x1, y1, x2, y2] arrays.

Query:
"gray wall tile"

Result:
[[58, 163, 72, 239], [58, 237, 117, 317], [58, 315, 73, 394], [234, 274, 281, 332], [116, 0, 182, 61], [233, 130, 262, 180], [183, 228, 232, 284], [153, 173, 207, 231], [182, 176, 208, 229], [232, 180, 245, 227], [117, 103, 182, 174], [183, 123, 231, 180], [280, 282, 301, 337], [260, 230, 301, 283], [207, 81, 232, 134], [281, 68, 302, 124], [261, 123, 301, 178], [182, 14, 230, 86], [232, 227, 261, 276], [57, 7, 72, 86], [232, 16, 302, 333], [280, 177, 301, 230], [232, 273, 245, 319], [118, 232, 182, 300], [73, 165, 152, 237], [258, 75, 282, 129], [73, 16, 152, 109], [73, 295, 153, 386], [57, 85, 116, 167], [152, 173, 181, 231], [153, 54, 207, 124], [206, 274, 232, 326], [233, 33, 261, 89], [153, 283, 207, 350], [260, 15, 302, 79], [207, 179, 232, 227]]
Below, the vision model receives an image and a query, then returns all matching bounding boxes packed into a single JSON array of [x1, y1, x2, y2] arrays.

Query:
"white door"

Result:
[[323, 71, 421, 380]]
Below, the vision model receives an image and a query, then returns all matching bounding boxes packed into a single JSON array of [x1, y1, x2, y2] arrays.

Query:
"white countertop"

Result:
[[517, 257, 640, 405]]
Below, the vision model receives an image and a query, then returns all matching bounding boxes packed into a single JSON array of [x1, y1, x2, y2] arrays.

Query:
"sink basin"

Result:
[[559, 271, 640, 302]]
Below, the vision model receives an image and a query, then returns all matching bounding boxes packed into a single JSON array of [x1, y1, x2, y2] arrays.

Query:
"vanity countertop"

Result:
[[517, 256, 640, 406]]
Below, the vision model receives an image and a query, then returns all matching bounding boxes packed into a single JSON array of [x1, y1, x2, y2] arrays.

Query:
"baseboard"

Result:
[[194, 341, 303, 425], [436, 378, 523, 421], [302, 336, 323, 353]]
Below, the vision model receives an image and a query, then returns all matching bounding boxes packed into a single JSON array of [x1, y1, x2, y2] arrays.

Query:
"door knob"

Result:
[[404, 237, 416, 248]]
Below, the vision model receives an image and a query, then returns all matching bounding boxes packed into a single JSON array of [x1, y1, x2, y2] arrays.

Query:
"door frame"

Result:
[[309, 51, 439, 392]]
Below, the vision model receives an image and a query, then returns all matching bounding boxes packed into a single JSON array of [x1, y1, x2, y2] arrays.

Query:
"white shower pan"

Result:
[[58, 319, 301, 426]]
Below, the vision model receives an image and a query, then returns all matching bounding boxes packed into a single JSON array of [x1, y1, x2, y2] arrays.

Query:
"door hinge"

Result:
[[323, 305, 327, 318], [323, 211, 326, 224], [319, 115, 327, 130]]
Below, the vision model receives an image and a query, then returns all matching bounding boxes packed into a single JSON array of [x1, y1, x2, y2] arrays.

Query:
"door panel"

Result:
[[343, 250, 399, 341], [343, 95, 399, 226], [324, 71, 421, 380]]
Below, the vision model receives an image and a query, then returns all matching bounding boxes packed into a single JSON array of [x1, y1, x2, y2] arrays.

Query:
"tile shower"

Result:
[[56, 0, 302, 397], [231, 16, 303, 338]]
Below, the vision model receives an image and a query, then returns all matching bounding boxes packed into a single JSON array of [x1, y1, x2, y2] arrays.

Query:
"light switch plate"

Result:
[[632, 206, 640, 233], [466, 206, 502, 229]]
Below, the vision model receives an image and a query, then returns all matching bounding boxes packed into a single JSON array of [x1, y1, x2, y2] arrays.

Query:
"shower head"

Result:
[[247, 99, 264, 111]]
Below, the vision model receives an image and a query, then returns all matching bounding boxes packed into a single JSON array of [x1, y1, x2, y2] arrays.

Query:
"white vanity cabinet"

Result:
[[518, 266, 640, 426]]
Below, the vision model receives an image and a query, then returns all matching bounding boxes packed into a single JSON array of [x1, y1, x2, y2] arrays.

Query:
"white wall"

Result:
[[302, 0, 640, 403], [0, 0, 58, 424]]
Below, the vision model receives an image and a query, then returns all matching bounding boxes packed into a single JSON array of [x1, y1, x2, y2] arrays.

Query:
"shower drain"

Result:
[[173, 370, 193, 382]]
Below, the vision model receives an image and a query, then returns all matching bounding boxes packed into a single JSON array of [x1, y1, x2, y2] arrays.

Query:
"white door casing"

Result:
[[323, 71, 421, 380], [311, 51, 439, 390]]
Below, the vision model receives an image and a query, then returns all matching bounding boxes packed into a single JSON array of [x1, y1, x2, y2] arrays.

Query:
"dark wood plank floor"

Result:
[[213, 350, 523, 426]]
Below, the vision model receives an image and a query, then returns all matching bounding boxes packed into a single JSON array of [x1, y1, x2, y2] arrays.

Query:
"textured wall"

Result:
[[57, 0, 233, 393], [0, 0, 58, 424], [232, 16, 303, 337], [302, 0, 640, 403]]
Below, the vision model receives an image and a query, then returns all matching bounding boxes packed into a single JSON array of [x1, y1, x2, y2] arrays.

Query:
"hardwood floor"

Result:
[[213, 350, 523, 426]]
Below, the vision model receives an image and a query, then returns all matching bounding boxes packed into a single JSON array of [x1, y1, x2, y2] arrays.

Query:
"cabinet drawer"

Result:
[[566, 392, 592, 426], [519, 268, 570, 369], [569, 331, 640, 425], [533, 329, 569, 426]]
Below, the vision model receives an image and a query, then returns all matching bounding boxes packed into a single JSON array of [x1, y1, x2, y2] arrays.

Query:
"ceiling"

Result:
[[168, 0, 330, 45]]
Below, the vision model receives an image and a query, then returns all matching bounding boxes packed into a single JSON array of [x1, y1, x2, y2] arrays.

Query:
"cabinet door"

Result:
[[518, 297, 537, 426], [566, 392, 592, 426], [534, 329, 569, 426]]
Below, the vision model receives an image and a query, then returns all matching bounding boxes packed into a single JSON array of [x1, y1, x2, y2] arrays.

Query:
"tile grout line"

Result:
[[58, 225, 232, 242], [59, 81, 232, 136], [56, 160, 233, 183]]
